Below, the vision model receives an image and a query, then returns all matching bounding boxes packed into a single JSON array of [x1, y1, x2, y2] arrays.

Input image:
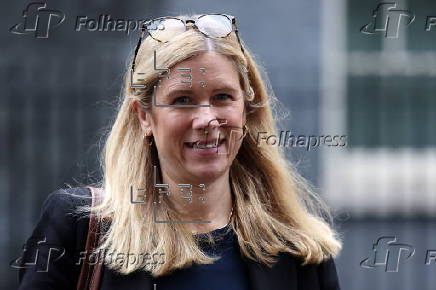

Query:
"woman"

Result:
[[18, 14, 342, 290]]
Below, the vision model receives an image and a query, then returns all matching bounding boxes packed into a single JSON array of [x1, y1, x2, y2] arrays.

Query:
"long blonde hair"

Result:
[[75, 15, 341, 277]]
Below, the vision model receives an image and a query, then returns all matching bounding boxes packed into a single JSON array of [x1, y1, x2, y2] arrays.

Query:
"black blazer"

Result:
[[17, 188, 341, 290]]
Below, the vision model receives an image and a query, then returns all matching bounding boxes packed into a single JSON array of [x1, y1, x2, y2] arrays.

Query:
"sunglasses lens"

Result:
[[196, 15, 233, 37], [147, 18, 185, 42]]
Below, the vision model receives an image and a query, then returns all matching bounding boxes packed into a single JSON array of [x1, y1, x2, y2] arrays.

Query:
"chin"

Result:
[[186, 162, 229, 181]]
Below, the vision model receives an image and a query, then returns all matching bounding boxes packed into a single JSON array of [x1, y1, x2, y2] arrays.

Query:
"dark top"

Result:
[[152, 224, 251, 290], [16, 187, 341, 290]]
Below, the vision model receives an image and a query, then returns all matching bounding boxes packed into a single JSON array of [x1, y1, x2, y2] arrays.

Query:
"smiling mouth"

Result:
[[184, 138, 226, 149]]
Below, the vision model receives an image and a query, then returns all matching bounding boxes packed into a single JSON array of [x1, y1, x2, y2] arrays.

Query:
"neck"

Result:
[[161, 171, 234, 234]]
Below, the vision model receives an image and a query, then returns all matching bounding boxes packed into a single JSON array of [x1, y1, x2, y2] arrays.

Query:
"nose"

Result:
[[191, 106, 224, 133]]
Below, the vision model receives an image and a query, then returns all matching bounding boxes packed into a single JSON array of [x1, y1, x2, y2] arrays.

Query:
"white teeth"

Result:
[[194, 143, 217, 149], [186, 139, 225, 149]]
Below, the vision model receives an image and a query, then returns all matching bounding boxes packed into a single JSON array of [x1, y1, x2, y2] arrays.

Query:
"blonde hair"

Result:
[[75, 14, 342, 277]]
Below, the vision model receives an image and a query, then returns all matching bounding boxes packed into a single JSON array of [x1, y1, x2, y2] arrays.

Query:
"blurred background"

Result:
[[1, 0, 435, 289]]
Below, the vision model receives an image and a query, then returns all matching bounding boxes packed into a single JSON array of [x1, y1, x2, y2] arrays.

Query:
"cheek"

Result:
[[224, 107, 246, 146], [153, 113, 189, 143], [227, 103, 246, 124]]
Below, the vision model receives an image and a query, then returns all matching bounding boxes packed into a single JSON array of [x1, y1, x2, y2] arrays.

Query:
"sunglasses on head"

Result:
[[131, 13, 244, 72]]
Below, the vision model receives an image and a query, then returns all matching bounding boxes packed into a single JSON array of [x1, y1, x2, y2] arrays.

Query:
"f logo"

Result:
[[360, 236, 415, 272], [10, 236, 65, 272], [10, 2, 65, 38], [361, 2, 415, 38]]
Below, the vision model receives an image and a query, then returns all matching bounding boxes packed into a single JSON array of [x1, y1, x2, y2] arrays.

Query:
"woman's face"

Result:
[[142, 52, 246, 183]]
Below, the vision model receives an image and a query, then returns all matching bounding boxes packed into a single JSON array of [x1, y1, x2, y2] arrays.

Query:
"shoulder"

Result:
[[243, 252, 340, 290], [17, 187, 93, 288], [43, 187, 92, 210], [291, 254, 341, 290], [37, 187, 93, 246], [27, 186, 93, 248], [36, 186, 93, 227]]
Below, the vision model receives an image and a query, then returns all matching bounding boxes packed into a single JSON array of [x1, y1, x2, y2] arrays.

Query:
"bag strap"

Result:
[[76, 186, 104, 290]]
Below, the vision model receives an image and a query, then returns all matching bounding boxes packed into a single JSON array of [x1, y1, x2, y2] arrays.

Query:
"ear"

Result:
[[132, 100, 152, 133]]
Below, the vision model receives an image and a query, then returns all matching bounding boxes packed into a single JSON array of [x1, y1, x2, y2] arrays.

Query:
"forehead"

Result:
[[159, 52, 241, 91]]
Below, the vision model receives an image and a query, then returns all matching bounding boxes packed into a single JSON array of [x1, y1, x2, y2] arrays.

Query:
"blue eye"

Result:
[[214, 94, 232, 101], [174, 96, 191, 104]]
